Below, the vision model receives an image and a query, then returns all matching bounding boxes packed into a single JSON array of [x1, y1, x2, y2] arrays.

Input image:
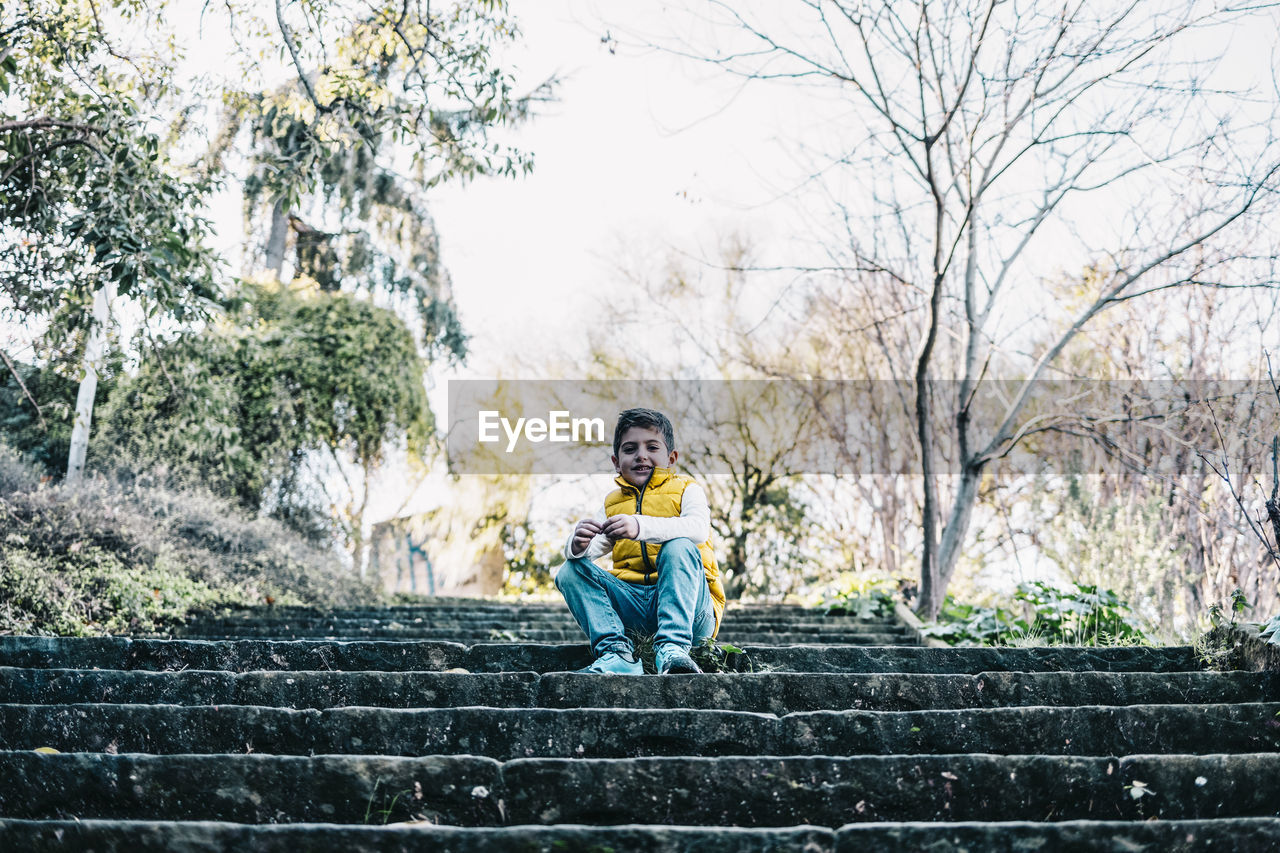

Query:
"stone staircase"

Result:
[[1, 599, 1278, 850]]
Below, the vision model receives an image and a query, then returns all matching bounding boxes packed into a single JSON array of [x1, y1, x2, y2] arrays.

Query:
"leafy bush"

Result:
[[919, 597, 1024, 646], [1015, 580, 1147, 645], [1210, 588, 1280, 648], [1259, 615, 1280, 646], [0, 447, 380, 636], [822, 576, 899, 620], [921, 580, 1148, 646], [95, 281, 432, 528]]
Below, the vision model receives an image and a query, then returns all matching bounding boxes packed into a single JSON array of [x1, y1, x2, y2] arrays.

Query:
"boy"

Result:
[[555, 408, 725, 674]]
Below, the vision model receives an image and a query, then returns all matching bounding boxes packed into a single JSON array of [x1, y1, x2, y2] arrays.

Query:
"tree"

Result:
[[0, 356, 90, 475], [96, 281, 432, 563], [1, 3, 219, 317], [656, 0, 1280, 617], [2, 2, 222, 481], [2, 0, 545, 487], [210, 0, 549, 358]]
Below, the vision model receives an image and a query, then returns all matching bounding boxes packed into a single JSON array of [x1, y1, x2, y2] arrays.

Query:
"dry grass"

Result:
[[0, 447, 381, 635]]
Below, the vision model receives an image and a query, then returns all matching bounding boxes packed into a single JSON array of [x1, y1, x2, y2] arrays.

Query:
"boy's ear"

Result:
[[611, 454, 620, 472], [668, 449, 678, 467]]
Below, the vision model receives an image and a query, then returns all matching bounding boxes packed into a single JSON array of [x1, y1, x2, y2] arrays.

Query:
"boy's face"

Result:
[[612, 425, 677, 488]]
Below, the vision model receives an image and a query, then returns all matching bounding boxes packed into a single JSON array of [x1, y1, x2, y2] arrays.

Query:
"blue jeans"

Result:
[[555, 537, 715, 658]]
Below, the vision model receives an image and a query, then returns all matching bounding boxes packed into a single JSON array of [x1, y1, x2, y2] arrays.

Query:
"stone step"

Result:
[[188, 615, 583, 630], [183, 617, 909, 633], [726, 620, 908, 631], [3, 753, 1278, 824], [4, 669, 1271, 712], [5, 702, 1278, 758], [174, 627, 911, 645], [209, 604, 902, 618], [228, 601, 865, 613], [4, 819, 1279, 853], [0, 637, 1204, 673]]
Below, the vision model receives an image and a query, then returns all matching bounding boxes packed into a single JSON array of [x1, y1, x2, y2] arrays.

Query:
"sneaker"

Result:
[[576, 650, 643, 675], [655, 644, 703, 674]]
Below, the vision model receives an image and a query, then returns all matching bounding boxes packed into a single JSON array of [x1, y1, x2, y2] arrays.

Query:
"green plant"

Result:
[[1259, 613, 1280, 647], [96, 281, 433, 556], [1013, 580, 1147, 645], [361, 777, 418, 825], [821, 576, 899, 620], [919, 597, 1026, 646], [1196, 589, 1280, 664], [624, 631, 758, 673], [921, 581, 1147, 647], [690, 636, 758, 673], [1208, 587, 1252, 631], [824, 588, 896, 620]]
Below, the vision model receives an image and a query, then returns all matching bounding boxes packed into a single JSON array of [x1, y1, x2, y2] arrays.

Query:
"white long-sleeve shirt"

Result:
[[563, 482, 711, 561]]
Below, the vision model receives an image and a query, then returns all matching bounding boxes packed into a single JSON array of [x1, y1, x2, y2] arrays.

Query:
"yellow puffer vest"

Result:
[[604, 468, 725, 636]]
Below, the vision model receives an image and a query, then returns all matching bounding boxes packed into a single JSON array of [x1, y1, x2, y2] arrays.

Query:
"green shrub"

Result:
[[0, 548, 224, 636], [821, 576, 899, 620], [1015, 580, 1147, 645], [921, 580, 1148, 646], [919, 597, 1024, 646], [824, 588, 896, 620], [1260, 613, 1280, 646]]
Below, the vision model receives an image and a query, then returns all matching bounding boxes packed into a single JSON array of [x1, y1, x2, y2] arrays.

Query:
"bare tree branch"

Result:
[[0, 348, 46, 431]]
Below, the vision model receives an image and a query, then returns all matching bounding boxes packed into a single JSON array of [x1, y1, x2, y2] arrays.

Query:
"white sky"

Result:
[[369, 2, 819, 527], [382, 2, 841, 527], [424, 1, 809, 378]]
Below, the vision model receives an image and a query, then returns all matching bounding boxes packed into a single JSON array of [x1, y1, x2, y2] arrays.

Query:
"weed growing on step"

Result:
[[690, 636, 761, 673], [625, 630, 760, 673], [1195, 589, 1280, 669], [362, 777, 421, 825], [1193, 631, 1236, 670], [1206, 588, 1252, 632]]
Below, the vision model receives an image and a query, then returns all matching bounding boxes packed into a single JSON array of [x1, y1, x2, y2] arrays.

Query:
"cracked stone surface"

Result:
[[1, 600, 1277, 848]]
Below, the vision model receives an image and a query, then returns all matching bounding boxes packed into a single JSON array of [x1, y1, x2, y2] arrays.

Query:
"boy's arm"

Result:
[[633, 483, 711, 543], [564, 505, 610, 560]]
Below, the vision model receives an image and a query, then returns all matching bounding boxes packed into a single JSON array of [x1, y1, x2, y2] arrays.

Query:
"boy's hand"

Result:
[[572, 519, 602, 554], [601, 515, 639, 541]]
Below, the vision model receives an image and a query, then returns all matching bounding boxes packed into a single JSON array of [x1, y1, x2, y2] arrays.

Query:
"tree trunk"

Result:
[[924, 463, 984, 619], [264, 198, 289, 279], [353, 457, 374, 579], [66, 281, 115, 484]]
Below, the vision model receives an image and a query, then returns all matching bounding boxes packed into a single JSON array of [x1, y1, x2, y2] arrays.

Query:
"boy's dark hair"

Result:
[[612, 408, 676, 457]]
